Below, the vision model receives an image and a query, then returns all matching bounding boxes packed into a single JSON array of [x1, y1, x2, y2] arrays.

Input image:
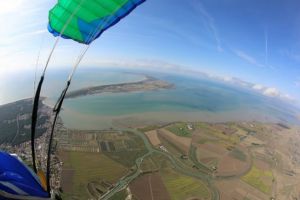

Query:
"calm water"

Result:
[[0, 68, 144, 104], [1, 68, 299, 129]]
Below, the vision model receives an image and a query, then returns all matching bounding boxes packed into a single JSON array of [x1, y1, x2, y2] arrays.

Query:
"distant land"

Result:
[[65, 75, 174, 99], [0, 98, 51, 145]]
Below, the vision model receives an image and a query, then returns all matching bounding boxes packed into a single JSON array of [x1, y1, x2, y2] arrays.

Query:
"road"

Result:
[[101, 128, 220, 200], [11, 114, 20, 144]]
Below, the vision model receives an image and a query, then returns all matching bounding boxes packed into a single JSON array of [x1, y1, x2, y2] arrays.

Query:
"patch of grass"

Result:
[[105, 150, 147, 167], [138, 125, 161, 132], [150, 153, 171, 169], [189, 145, 213, 174], [158, 132, 186, 155], [140, 156, 158, 172], [242, 165, 273, 194], [105, 131, 148, 167], [264, 170, 273, 178], [109, 189, 128, 200], [166, 123, 192, 137], [194, 122, 239, 144], [61, 151, 127, 199], [197, 138, 218, 144], [229, 148, 247, 161], [161, 168, 211, 200]]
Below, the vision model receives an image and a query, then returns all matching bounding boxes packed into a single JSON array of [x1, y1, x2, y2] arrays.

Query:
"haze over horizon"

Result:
[[0, 0, 299, 105], [1, 2, 300, 199]]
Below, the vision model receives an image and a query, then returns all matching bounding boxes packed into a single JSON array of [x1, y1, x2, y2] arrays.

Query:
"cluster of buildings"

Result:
[[0, 118, 63, 193]]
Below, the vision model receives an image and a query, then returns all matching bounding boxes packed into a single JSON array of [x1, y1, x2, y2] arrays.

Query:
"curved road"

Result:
[[101, 128, 220, 200]]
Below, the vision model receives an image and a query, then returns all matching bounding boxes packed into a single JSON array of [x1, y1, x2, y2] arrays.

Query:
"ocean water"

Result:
[[1, 68, 299, 129], [60, 69, 300, 129]]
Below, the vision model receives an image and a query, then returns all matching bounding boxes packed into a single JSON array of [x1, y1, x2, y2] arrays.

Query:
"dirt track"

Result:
[[145, 130, 161, 146], [158, 128, 191, 154], [129, 172, 171, 200]]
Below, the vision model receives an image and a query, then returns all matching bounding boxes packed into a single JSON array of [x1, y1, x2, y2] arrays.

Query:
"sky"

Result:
[[0, 0, 299, 104]]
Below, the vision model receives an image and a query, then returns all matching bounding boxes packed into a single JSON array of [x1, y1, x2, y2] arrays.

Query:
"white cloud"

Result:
[[139, 15, 215, 50], [252, 84, 264, 90], [263, 87, 280, 97], [221, 76, 233, 82], [281, 94, 295, 101], [233, 49, 264, 68], [188, 0, 223, 52], [251, 84, 294, 101], [0, 0, 53, 71], [0, 1, 24, 14]]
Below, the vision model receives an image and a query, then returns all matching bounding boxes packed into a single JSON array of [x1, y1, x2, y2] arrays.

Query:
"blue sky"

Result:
[[0, 0, 299, 104]]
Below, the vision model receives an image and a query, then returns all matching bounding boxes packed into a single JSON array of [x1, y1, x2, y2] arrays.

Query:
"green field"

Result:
[[105, 150, 148, 167], [189, 145, 213, 174], [166, 123, 193, 137], [138, 125, 161, 132], [161, 167, 211, 200], [140, 156, 158, 172], [194, 122, 240, 144], [229, 148, 247, 161], [60, 151, 127, 199], [242, 165, 273, 194], [108, 189, 128, 200], [104, 131, 148, 167]]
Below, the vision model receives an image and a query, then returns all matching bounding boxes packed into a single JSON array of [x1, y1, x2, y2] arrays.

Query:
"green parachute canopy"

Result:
[[48, 0, 146, 44]]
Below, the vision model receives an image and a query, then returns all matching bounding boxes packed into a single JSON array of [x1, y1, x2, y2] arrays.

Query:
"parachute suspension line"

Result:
[[45, 0, 137, 191], [45, 45, 90, 194], [45, 1, 122, 191], [31, 35, 46, 174], [31, 76, 44, 174], [34, 35, 45, 94], [69, 46, 90, 82], [30, 0, 86, 175]]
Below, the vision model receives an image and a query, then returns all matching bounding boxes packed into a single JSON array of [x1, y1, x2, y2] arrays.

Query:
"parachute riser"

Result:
[[46, 80, 70, 194], [31, 75, 44, 173]]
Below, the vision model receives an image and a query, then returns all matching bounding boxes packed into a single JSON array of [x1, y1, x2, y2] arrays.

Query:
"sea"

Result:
[[1, 67, 299, 129]]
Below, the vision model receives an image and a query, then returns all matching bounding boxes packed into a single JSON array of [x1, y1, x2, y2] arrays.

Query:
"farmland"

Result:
[[166, 122, 193, 137], [161, 167, 211, 200], [56, 121, 300, 200], [145, 130, 161, 146], [130, 172, 171, 200], [57, 130, 148, 199], [59, 151, 127, 199], [58, 130, 148, 167], [242, 165, 273, 194], [158, 128, 192, 154]]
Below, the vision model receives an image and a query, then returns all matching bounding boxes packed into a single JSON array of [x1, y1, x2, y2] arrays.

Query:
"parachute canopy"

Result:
[[0, 152, 49, 199], [48, 0, 145, 44]]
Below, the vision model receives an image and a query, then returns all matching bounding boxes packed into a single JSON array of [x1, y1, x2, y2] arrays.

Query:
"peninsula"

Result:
[[65, 76, 174, 99]]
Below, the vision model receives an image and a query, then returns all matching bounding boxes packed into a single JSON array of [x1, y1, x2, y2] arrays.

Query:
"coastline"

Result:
[[65, 75, 174, 99], [60, 107, 293, 130]]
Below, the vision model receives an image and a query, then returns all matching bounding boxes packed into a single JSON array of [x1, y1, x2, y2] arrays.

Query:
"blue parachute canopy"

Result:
[[48, 0, 146, 44], [0, 151, 49, 199]]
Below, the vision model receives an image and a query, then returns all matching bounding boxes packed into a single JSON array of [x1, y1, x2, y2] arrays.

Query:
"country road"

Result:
[[101, 128, 220, 200]]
